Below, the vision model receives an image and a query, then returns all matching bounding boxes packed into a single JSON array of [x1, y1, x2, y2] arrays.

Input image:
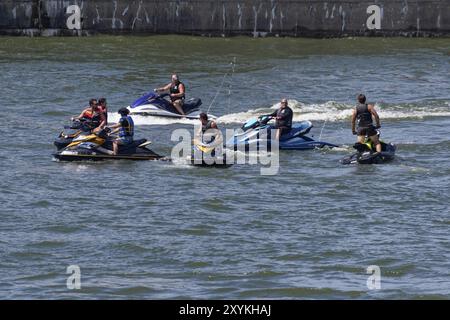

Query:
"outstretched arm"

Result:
[[73, 108, 88, 120], [155, 83, 172, 92]]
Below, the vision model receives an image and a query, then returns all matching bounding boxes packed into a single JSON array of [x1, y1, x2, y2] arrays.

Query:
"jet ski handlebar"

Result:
[[147, 92, 169, 101]]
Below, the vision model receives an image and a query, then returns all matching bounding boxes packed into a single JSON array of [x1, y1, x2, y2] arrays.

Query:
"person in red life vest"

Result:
[[72, 98, 97, 120], [155, 74, 186, 117], [72, 99, 106, 133]]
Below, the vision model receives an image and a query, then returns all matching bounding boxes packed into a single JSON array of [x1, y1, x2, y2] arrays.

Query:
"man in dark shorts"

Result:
[[351, 94, 382, 153], [269, 98, 293, 140]]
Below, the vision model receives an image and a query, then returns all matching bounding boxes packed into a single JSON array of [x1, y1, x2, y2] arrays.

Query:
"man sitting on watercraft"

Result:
[[267, 98, 293, 140], [154, 74, 186, 116], [109, 108, 135, 155], [72, 98, 107, 133], [351, 94, 382, 153]]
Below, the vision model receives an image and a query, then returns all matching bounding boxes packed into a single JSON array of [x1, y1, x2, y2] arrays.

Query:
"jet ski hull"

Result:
[[188, 144, 232, 167], [188, 154, 232, 168], [54, 119, 94, 150], [53, 151, 163, 162], [230, 139, 337, 151], [53, 138, 164, 162], [128, 93, 212, 119], [228, 120, 338, 151]]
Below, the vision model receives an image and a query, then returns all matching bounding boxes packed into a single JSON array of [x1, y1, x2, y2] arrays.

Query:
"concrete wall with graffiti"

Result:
[[0, 0, 449, 36]]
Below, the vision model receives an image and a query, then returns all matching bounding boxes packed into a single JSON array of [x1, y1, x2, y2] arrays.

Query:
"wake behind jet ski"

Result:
[[340, 133, 396, 165], [227, 115, 338, 151], [53, 128, 163, 162]]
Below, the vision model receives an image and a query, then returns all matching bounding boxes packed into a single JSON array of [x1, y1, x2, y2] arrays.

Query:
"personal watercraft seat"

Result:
[[161, 98, 201, 115], [115, 139, 147, 153], [279, 122, 313, 141]]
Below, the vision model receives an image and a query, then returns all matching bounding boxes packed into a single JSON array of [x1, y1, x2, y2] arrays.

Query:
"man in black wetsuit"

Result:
[[351, 94, 382, 153], [155, 74, 186, 116], [268, 98, 293, 140]]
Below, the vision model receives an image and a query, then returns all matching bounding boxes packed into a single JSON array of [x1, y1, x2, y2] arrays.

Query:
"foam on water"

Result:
[[108, 112, 199, 126], [109, 99, 450, 126], [218, 100, 450, 124]]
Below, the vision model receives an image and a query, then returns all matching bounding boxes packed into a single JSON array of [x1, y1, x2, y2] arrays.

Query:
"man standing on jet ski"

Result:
[[351, 94, 382, 153], [109, 108, 135, 155], [154, 74, 186, 117], [267, 98, 293, 140], [72, 98, 107, 133]]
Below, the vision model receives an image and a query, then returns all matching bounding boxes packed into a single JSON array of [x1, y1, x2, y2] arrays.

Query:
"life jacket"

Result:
[[119, 115, 134, 138], [355, 103, 374, 128], [276, 106, 293, 128], [202, 120, 213, 133], [81, 109, 94, 119], [170, 81, 185, 101]]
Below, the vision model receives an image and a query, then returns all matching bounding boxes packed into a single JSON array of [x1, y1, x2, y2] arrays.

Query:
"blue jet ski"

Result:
[[126, 92, 214, 119], [227, 115, 338, 151]]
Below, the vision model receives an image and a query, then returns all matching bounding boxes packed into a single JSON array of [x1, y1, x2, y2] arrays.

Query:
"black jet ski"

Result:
[[341, 135, 396, 165], [53, 128, 164, 161], [54, 118, 96, 150]]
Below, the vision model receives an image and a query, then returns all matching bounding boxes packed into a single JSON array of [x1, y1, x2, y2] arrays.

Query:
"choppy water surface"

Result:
[[0, 36, 449, 299]]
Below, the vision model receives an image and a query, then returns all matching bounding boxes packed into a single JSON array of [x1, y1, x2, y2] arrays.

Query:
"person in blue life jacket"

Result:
[[109, 108, 135, 155], [351, 94, 382, 153], [155, 74, 186, 116], [268, 98, 293, 140]]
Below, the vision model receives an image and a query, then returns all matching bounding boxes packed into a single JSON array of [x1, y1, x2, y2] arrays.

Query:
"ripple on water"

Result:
[[42, 225, 84, 234], [238, 287, 364, 299], [180, 226, 215, 236], [111, 286, 156, 296], [26, 240, 67, 249], [201, 199, 234, 212]]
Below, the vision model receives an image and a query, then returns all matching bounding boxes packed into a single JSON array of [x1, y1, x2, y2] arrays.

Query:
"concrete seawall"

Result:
[[0, 0, 449, 37]]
